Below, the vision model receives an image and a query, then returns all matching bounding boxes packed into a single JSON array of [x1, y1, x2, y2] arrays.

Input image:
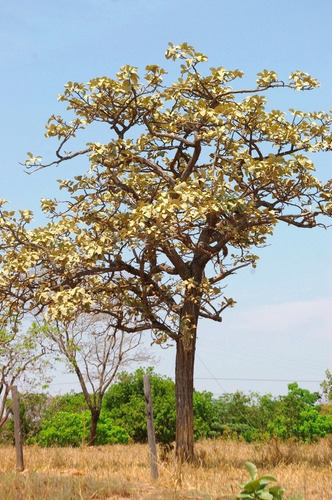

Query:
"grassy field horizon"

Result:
[[0, 438, 331, 499]]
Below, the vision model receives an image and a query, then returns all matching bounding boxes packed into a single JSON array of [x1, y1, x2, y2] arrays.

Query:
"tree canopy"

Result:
[[0, 42, 331, 460]]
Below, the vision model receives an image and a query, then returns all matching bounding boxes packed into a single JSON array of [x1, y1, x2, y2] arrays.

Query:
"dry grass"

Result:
[[0, 438, 331, 499]]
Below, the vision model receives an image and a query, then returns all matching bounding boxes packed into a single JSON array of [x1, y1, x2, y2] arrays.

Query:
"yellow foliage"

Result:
[[0, 42, 331, 331]]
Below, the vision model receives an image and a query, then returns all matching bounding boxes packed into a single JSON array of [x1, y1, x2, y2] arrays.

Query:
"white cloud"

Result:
[[237, 296, 332, 339]]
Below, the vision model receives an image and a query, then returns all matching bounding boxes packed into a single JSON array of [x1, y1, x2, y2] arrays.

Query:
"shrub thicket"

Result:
[[1, 369, 331, 447]]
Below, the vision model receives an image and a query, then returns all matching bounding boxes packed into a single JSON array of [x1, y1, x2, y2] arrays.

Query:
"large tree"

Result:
[[0, 43, 331, 460]]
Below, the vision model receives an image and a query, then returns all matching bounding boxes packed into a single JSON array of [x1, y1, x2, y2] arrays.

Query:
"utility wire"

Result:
[[197, 341, 325, 376], [195, 377, 321, 383], [48, 377, 322, 386], [195, 353, 259, 430]]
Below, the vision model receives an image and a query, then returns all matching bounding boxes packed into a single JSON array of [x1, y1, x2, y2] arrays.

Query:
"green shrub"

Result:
[[104, 368, 220, 445], [20, 376, 332, 448], [193, 390, 216, 439], [43, 392, 88, 415], [94, 420, 129, 445], [104, 368, 176, 445], [268, 383, 332, 442], [32, 411, 86, 447], [30, 410, 129, 447], [213, 391, 276, 442]]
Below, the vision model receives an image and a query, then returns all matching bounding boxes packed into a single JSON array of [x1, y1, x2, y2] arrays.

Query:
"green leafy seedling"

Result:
[[236, 461, 284, 499]]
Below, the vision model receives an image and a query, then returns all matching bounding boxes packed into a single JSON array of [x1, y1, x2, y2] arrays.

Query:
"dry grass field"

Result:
[[0, 438, 331, 499]]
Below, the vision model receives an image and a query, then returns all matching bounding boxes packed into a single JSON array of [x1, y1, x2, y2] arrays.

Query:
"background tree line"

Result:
[[1, 368, 331, 449]]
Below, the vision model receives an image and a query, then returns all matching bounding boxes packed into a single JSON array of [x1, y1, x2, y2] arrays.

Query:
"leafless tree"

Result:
[[43, 313, 153, 445]]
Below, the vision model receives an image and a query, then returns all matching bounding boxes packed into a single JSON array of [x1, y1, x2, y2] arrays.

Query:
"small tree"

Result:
[[320, 369, 332, 403], [0, 316, 49, 430], [0, 43, 331, 460], [39, 314, 150, 445]]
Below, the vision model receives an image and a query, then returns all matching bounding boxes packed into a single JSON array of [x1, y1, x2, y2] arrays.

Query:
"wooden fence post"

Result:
[[143, 374, 159, 480], [11, 385, 24, 472]]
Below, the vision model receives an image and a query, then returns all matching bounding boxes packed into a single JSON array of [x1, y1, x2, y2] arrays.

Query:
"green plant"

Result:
[[268, 383, 332, 442], [104, 368, 176, 445], [104, 368, 222, 445], [30, 410, 129, 447], [193, 390, 216, 439], [237, 461, 284, 499], [212, 391, 276, 442], [44, 392, 88, 415]]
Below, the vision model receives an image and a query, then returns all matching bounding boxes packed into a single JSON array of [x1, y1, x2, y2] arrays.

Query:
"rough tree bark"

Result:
[[175, 281, 202, 462], [175, 332, 197, 462], [87, 408, 100, 446]]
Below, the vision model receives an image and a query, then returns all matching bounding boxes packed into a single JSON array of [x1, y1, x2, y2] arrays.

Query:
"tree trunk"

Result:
[[175, 286, 201, 462], [175, 331, 196, 462], [87, 409, 100, 446]]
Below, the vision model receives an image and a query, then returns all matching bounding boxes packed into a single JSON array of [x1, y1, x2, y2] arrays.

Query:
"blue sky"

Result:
[[1, 0, 331, 396]]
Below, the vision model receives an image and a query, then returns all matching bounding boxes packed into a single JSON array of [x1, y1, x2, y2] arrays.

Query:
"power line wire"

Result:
[[194, 377, 321, 383], [195, 353, 257, 430], [48, 377, 322, 386]]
